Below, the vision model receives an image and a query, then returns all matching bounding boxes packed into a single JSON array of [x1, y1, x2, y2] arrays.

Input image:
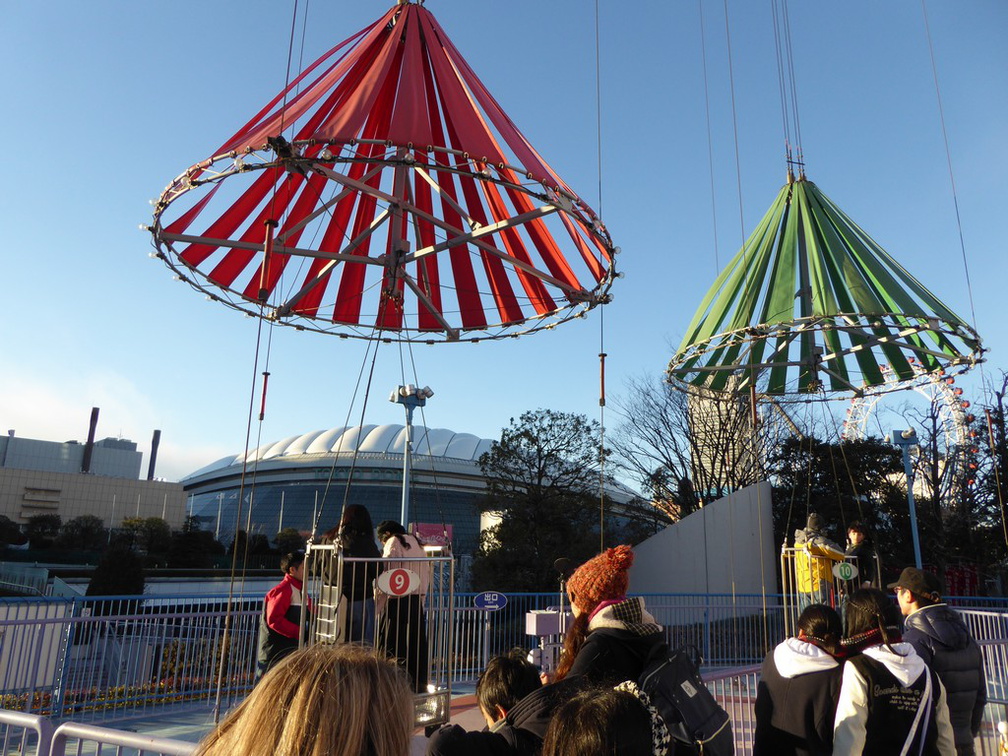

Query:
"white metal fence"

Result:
[[302, 544, 454, 727], [3, 589, 1006, 725], [0, 710, 194, 756], [1, 596, 259, 720]]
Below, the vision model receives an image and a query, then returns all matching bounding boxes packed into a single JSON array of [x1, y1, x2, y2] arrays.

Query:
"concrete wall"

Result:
[[630, 481, 778, 595], [0, 468, 186, 528], [0, 435, 142, 479]]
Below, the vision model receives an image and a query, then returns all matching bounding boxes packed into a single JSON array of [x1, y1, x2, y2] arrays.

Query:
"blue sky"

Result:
[[1, 1, 1005, 482]]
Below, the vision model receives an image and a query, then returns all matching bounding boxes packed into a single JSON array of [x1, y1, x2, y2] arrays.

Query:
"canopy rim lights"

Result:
[[149, 1, 617, 344]]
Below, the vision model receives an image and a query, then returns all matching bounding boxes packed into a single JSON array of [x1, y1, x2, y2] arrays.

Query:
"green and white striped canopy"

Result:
[[668, 177, 983, 398]]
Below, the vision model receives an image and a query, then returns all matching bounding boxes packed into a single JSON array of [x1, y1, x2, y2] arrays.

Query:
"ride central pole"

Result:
[[391, 385, 433, 527], [401, 403, 414, 526]]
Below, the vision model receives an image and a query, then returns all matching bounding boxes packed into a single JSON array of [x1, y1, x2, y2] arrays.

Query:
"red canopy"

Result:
[[150, 2, 616, 342]]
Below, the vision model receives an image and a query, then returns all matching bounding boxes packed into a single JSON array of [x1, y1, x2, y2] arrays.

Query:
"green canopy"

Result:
[[668, 177, 982, 398]]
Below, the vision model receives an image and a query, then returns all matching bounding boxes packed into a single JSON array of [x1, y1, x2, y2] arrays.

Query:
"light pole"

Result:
[[890, 427, 923, 570], [390, 384, 434, 527]]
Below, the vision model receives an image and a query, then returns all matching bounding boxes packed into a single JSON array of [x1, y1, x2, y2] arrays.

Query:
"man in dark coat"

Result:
[[427, 652, 587, 756], [892, 567, 987, 756]]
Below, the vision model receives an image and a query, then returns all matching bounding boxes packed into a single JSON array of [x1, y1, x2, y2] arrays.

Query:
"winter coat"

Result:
[[566, 596, 666, 686], [844, 541, 876, 588], [833, 642, 956, 756], [794, 527, 845, 592], [903, 604, 987, 748], [336, 531, 381, 602], [754, 638, 844, 756], [426, 677, 590, 756], [255, 573, 307, 678]]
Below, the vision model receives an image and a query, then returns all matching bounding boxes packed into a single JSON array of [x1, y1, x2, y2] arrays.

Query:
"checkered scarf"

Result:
[[614, 680, 672, 756], [588, 596, 663, 637]]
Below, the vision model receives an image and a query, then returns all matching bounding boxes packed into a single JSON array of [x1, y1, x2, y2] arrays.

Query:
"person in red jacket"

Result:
[[256, 550, 309, 680]]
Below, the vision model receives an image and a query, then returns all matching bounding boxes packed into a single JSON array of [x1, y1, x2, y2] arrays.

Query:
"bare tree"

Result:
[[609, 374, 793, 520]]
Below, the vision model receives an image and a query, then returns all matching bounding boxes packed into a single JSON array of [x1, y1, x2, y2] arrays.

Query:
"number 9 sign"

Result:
[[377, 567, 418, 596]]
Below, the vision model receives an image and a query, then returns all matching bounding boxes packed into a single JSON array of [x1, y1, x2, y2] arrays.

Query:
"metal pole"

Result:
[[401, 404, 414, 526], [891, 429, 924, 569]]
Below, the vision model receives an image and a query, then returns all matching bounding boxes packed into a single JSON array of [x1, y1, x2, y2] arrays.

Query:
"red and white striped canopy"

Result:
[[150, 1, 616, 342]]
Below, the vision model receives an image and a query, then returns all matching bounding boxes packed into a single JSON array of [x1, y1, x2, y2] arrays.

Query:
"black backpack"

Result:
[[638, 644, 734, 756]]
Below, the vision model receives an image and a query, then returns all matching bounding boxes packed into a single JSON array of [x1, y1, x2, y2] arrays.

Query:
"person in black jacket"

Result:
[[553, 545, 665, 686], [893, 567, 987, 756], [427, 649, 568, 756], [754, 604, 845, 756], [335, 504, 381, 643], [843, 521, 876, 589]]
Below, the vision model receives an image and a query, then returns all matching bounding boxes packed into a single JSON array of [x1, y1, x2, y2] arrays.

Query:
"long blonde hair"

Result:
[[196, 644, 414, 756]]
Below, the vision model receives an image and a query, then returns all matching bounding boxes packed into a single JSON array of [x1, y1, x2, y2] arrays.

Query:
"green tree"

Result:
[[25, 514, 62, 548], [57, 515, 108, 550], [274, 528, 306, 554], [0, 515, 25, 547], [769, 435, 911, 569], [87, 545, 145, 597], [121, 517, 172, 554], [167, 526, 225, 568], [471, 409, 607, 591], [975, 374, 1008, 571]]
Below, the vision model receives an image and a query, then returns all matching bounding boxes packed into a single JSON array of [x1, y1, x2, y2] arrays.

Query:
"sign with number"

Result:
[[833, 562, 858, 581], [474, 591, 508, 611], [377, 567, 418, 596]]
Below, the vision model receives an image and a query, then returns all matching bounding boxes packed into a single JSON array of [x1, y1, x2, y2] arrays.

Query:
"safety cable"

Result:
[[697, 0, 721, 272], [214, 0, 304, 722], [595, 0, 608, 551]]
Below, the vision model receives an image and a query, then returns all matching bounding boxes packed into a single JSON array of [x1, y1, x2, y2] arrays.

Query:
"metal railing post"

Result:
[[50, 597, 78, 718]]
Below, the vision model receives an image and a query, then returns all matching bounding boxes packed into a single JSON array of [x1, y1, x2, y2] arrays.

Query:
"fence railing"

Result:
[[0, 709, 53, 756], [701, 659, 1008, 756], [1, 595, 259, 721], [0, 564, 49, 597], [0, 710, 194, 756], [3, 590, 1007, 724]]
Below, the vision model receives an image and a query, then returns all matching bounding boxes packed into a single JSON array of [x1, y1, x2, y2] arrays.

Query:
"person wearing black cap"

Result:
[[891, 567, 987, 756]]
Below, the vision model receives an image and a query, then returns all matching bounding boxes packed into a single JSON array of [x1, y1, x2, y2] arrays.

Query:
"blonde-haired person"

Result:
[[195, 644, 414, 756]]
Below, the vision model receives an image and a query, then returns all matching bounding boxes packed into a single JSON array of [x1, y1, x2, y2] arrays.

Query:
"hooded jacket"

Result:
[[754, 638, 843, 756], [833, 642, 956, 756], [565, 596, 665, 686], [903, 603, 987, 748], [794, 527, 845, 591]]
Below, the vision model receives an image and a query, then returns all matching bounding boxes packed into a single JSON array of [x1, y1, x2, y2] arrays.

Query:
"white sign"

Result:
[[833, 562, 859, 581], [377, 567, 419, 596]]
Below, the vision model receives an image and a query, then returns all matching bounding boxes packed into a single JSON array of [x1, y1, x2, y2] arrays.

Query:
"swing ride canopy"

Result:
[[148, 1, 616, 343], [668, 176, 983, 398]]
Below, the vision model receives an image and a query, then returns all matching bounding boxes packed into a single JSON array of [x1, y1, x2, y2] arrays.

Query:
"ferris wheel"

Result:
[[841, 357, 979, 506]]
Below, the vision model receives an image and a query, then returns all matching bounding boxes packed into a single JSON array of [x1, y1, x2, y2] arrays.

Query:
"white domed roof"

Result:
[[183, 424, 494, 481]]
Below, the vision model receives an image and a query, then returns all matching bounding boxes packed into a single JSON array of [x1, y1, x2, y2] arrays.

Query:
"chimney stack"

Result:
[[147, 429, 161, 480], [81, 407, 99, 474]]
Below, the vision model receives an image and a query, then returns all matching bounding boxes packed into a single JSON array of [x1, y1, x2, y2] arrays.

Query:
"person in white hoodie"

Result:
[[754, 604, 845, 756], [833, 588, 956, 756]]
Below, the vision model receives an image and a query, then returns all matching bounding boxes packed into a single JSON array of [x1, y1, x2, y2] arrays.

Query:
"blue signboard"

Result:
[[474, 591, 508, 611]]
